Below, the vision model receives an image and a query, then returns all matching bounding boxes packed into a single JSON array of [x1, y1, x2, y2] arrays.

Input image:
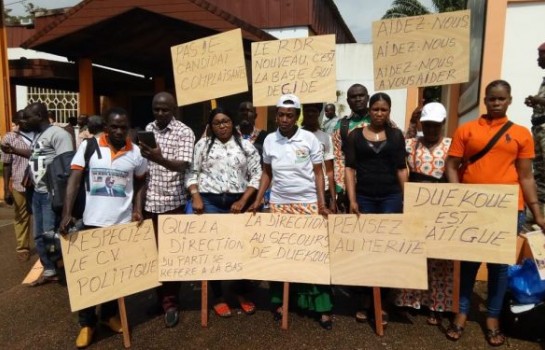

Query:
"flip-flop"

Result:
[[29, 275, 60, 287], [213, 302, 232, 318], [446, 323, 464, 341], [355, 309, 368, 323], [486, 329, 506, 347], [239, 300, 256, 315], [427, 311, 440, 325]]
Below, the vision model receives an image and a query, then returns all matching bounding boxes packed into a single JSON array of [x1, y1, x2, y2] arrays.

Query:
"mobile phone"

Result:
[[137, 131, 157, 148]]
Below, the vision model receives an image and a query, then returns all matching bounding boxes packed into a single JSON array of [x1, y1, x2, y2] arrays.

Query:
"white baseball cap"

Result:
[[276, 94, 301, 109], [420, 102, 447, 123]]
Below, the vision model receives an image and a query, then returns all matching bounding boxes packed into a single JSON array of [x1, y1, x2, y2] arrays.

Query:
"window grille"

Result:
[[27, 87, 79, 124]]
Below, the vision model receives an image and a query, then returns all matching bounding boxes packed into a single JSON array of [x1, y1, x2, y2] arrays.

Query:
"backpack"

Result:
[[46, 137, 102, 218]]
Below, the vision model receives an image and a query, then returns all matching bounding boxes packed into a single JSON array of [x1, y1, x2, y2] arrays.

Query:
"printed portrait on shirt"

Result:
[[294, 147, 310, 163], [89, 168, 129, 197]]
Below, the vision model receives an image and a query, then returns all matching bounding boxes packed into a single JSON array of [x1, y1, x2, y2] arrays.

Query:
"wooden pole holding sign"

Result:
[[201, 281, 208, 327], [117, 297, 131, 348], [281, 282, 290, 330], [373, 287, 384, 336]]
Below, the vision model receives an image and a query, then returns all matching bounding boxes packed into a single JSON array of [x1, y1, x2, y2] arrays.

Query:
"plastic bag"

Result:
[[508, 258, 545, 304]]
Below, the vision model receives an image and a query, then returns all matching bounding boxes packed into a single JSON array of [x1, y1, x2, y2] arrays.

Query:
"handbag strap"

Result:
[[468, 121, 513, 164]]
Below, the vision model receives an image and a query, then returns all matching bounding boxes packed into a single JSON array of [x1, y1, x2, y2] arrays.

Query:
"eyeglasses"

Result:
[[211, 119, 232, 127]]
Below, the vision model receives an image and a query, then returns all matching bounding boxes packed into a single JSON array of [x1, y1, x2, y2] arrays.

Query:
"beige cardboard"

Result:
[[522, 230, 545, 280], [158, 214, 246, 281], [171, 28, 248, 106], [404, 183, 518, 264], [243, 213, 330, 284], [329, 214, 427, 289], [372, 10, 470, 90], [251, 35, 336, 106], [60, 220, 160, 312]]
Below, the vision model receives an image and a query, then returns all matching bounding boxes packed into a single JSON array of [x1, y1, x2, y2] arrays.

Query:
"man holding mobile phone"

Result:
[[140, 91, 195, 328]]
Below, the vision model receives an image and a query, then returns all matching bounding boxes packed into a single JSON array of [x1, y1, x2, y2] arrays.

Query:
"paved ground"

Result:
[[0, 203, 543, 349]]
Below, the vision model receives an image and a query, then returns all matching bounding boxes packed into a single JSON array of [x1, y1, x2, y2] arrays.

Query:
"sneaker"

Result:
[[102, 316, 122, 333], [164, 307, 179, 328], [75, 326, 94, 348]]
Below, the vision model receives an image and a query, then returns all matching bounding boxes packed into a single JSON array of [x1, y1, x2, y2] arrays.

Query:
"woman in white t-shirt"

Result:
[[248, 94, 332, 330]]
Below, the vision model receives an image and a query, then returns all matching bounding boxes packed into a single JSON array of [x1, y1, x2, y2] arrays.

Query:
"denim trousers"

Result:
[[32, 191, 58, 274], [458, 211, 525, 318], [356, 192, 403, 214], [200, 193, 249, 299]]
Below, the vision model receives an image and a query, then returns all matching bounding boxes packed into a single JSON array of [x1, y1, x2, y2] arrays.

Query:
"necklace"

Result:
[[366, 126, 383, 141]]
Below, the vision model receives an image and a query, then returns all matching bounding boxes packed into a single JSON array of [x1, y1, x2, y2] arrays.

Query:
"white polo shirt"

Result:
[[71, 134, 148, 227], [263, 128, 323, 204]]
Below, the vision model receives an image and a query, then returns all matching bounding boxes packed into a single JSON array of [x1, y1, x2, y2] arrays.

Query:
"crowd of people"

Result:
[[2, 42, 545, 348]]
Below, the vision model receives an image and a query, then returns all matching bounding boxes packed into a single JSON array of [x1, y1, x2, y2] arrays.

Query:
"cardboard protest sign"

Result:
[[158, 214, 246, 281], [243, 213, 330, 284], [251, 35, 336, 106], [60, 220, 160, 312], [522, 231, 545, 280], [171, 28, 248, 106], [372, 10, 470, 90], [328, 214, 427, 289], [404, 183, 518, 264]]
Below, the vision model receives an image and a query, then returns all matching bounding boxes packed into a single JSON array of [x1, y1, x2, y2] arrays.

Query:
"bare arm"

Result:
[[516, 158, 545, 231], [313, 163, 328, 215], [345, 166, 359, 214], [3, 163, 13, 204], [0, 144, 31, 158], [446, 156, 462, 183], [132, 175, 146, 224], [247, 163, 272, 213], [397, 168, 409, 194]]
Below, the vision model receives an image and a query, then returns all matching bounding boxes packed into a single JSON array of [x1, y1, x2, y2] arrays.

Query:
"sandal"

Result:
[[486, 329, 506, 347], [273, 306, 283, 321], [213, 302, 232, 318], [319, 314, 333, 330], [29, 274, 60, 287], [239, 299, 256, 315], [427, 311, 440, 326], [446, 323, 464, 341], [355, 309, 368, 323]]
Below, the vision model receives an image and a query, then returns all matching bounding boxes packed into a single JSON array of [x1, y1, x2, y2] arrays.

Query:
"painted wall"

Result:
[[501, 2, 545, 129], [336, 43, 408, 130]]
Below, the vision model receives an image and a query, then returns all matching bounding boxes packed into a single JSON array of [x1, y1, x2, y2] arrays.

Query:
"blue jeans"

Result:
[[356, 192, 403, 214], [200, 193, 249, 299], [459, 211, 525, 318], [32, 191, 58, 274]]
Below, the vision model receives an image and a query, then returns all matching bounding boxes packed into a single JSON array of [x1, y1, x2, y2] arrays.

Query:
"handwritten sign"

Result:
[[522, 231, 545, 280], [243, 213, 330, 284], [404, 183, 518, 264], [171, 29, 248, 106], [60, 220, 160, 312], [328, 214, 427, 289], [372, 10, 470, 90], [158, 215, 246, 281], [251, 35, 336, 107]]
